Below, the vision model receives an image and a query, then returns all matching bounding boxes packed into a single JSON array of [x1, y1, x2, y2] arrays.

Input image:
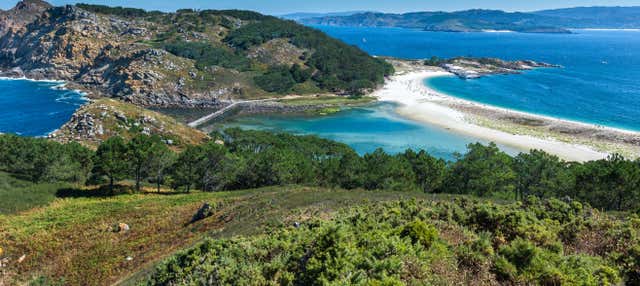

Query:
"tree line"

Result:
[[1, 130, 639, 211]]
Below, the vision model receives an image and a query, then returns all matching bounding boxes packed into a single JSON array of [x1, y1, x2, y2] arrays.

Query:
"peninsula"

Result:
[[375, 59, 640, 161]]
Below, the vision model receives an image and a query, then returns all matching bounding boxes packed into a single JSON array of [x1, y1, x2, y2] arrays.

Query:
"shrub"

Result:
[[400, 220, 438, 248]]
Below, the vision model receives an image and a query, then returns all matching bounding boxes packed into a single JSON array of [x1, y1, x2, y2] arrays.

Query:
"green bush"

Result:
[[400, 220, 438, 248], [254, 66, 297, 93], [162, 41, 251, 70]]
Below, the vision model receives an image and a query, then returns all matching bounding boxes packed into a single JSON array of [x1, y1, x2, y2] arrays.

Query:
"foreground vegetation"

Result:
[[1, 129, 640, 285], [148, 197, 639, 285], [0, 185, 432, 285]]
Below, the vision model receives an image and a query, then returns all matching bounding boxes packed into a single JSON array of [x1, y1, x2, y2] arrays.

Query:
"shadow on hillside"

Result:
[[56, 185, 132, 198]]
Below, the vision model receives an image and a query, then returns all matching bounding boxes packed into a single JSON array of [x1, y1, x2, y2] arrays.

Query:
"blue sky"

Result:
[[3, 0, 640, 14]]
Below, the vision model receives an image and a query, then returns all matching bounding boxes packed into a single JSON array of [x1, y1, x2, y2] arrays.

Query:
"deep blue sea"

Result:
[[317, 26, 640, 131], [0, 79, 86, 137]]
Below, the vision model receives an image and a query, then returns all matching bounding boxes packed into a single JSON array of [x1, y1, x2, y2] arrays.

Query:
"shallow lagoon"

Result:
[[217, 103, 520, 160]]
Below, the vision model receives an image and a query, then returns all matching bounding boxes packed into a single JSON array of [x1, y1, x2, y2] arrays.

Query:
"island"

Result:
[[422, 56, 561, 79]]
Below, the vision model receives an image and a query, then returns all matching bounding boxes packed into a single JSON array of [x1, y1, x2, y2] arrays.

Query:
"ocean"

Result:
[[317, 26, 640, 131], [0, 79, 86, 137], [218, 27, 640, 158]]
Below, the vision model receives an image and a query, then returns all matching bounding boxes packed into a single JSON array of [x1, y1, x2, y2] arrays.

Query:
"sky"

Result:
[[2, 0, 640, 14]]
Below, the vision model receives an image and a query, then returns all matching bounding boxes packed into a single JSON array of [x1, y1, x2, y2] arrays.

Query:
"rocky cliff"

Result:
[[0, 3, 227, 107]]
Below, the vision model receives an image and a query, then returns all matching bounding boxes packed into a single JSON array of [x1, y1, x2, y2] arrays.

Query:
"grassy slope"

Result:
[[0, 172, 72, 215], [0, 186, 437, 285]]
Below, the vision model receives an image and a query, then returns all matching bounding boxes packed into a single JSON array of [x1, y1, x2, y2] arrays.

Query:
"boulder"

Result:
[[191, 203, 214, 223]]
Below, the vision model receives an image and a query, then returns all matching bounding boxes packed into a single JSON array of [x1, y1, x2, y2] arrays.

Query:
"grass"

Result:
[[0, 185, 449, 286], [0, 172, 72, 215]]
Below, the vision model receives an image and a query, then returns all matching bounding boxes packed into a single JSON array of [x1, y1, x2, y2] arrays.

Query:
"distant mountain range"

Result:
[[280, 11, 373, 21], [298, 6, 640, 33]]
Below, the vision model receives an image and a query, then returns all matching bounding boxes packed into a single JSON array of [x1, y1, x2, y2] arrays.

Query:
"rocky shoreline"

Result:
[[424, 57, 561, 79]]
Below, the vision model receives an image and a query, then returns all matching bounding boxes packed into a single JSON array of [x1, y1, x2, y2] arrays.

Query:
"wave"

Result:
[[481, 29, 514, 33], [0, 76, 65, 83]]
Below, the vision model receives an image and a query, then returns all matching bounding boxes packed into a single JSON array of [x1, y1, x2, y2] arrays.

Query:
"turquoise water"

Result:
[[0, 79, 86, 137], [222, 27, 640, 158], [316, 26, 640, 131], [4, 27, 638, 159], [219, 103, 519, 160]]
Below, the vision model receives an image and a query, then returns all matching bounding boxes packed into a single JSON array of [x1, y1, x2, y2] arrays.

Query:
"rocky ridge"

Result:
[[50, 98, 209, 148]]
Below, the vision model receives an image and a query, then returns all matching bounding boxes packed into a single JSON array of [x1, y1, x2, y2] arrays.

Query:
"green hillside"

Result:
[[0, 2, 393, 107]]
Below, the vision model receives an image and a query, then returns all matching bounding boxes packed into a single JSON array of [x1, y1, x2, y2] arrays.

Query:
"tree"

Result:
[[445, 143, 515, 197], [402, 149, 448, 193], [513, 150, 573, 200], [145, 142, 175, 193], [172, 145, 203, 192], [363, 148, 416, 191], [196, 142, 238, 192], [127, 134, 162, 192], [94, 137, 129, 193], [573, 154, 640, 211], [290, 64, 312, 83]]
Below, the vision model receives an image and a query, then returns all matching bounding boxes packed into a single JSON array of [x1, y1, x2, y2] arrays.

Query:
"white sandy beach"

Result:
[[372, 69, 611, 162]]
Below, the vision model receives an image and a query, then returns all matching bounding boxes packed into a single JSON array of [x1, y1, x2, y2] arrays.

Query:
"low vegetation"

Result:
[[1, 129, 640, 285], [149, 197, 638, 285], [0, 186, 432, 285]]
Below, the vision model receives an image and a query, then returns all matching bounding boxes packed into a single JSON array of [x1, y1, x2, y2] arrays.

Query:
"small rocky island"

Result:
[[424, 57, 560, 79]]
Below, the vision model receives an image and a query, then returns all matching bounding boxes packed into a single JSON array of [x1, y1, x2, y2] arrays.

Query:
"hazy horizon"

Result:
[[2, 0, 640, 15]]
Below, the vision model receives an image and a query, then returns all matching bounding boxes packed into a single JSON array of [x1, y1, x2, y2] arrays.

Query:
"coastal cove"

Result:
[[0, 78, 86, 137], [207, 102, 521, 161], [217, 26, 640, 160]]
